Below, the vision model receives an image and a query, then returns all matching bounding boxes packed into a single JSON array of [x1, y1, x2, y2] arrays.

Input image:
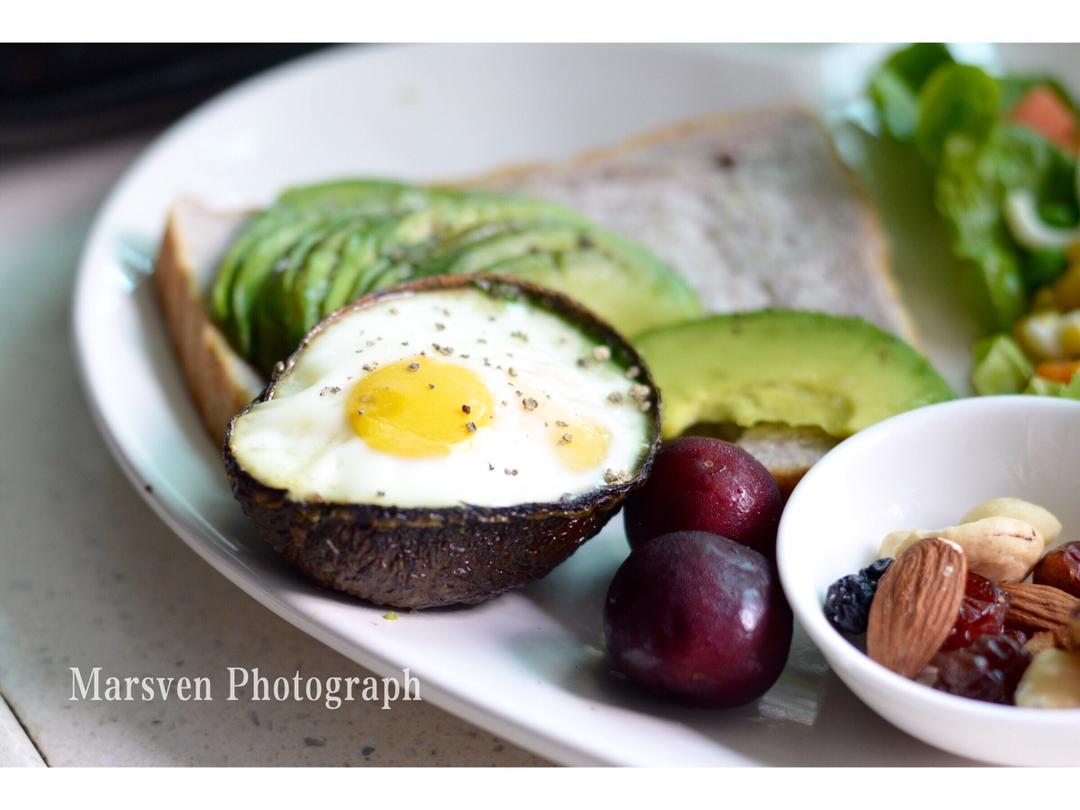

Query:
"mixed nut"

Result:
[[824, 497, 1080, 708]]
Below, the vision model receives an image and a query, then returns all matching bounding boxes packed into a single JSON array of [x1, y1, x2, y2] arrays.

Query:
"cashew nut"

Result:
[[1015, 649, 1080, 709], [961, 497, 1061, 548], [880, 516, 1044, 583]]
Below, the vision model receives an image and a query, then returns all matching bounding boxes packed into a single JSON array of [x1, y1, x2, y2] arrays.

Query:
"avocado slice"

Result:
[[275, 178, 433, 210], [423, 225, 701, 336], [211, 182, 442, 355], [635, 310, 954, 439], [211, 180, 703, 376], [224, 275, 662, 609], [316, 195, 590, 313]]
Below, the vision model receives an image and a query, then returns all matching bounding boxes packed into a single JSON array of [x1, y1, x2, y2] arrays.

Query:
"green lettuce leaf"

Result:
[[935, 124, 1078, 330], [915, 63, 1001, 164], [869, 43, 954, 142]]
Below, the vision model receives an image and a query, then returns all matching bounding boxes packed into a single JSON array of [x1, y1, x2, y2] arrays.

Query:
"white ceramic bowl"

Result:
[[777, 396, 1080, 766]]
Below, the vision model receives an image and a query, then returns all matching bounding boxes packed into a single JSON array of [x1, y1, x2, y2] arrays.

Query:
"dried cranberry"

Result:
[[940, 572, 1008, 651], [933, 634, 1032, 704]]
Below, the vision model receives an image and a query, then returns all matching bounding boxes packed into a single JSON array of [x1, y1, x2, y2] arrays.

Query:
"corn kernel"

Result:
[[1057, 262, 1080, 310], [1014, 310, 1064, 360], [1061, 310, 1080, 358]]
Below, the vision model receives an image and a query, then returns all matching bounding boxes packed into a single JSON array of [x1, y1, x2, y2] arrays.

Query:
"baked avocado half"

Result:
[[224, 275, 661, 609], [208, 179, 701, 377], [635, 310, 954, 439]]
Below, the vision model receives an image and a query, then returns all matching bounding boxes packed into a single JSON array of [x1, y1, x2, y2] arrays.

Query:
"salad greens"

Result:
[[869, 44, 1080, 399]]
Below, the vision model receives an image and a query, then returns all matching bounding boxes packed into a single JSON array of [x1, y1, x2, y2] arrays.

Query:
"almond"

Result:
[[1002, 583, 1080, 631], [867, 537, 967, 678]]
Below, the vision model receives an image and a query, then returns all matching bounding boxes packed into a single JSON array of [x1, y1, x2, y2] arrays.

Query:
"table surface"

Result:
[[0, 133, 546, 766]]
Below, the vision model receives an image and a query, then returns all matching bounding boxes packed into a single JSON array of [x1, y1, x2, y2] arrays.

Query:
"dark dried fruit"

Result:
[[824, 574, 876, 635], [940, 572, 1009, 651], [860, 557, 894, 584], [1002, 627, 1031, 647], [1033, 541, 1080, 598], [933, 634, 1032, 704]]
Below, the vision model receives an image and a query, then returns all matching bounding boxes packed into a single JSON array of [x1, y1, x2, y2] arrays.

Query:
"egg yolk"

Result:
[[552, 418, 610, 472], [347, 357, 494, 457]]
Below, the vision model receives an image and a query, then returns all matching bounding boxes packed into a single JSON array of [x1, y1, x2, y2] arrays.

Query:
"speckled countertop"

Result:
[[0, 134, 547, 767]]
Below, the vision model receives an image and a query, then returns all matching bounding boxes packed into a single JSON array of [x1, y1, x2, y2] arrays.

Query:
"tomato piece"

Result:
[[1009, 86, 1077, 151]]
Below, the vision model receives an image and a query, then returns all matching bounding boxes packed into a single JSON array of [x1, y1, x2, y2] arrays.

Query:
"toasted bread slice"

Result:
[[473, 107, 915, 342], [153, 106, 909, 480], [153, 200, 263, 448]]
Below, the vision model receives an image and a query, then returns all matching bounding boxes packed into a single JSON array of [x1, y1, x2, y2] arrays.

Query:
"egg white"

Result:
[[229, 287, 652, 508]]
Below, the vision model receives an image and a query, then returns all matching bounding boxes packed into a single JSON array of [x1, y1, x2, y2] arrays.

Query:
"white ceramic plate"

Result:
[[73, 44, 1075, 765]]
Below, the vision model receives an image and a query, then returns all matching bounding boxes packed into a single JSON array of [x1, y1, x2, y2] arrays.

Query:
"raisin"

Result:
[[824, 574, 876, 635], [860, 557, 894, 584], [824, 558, 893, 635], [933, 634, 1032, 704], [940, 571, 1008, 651]]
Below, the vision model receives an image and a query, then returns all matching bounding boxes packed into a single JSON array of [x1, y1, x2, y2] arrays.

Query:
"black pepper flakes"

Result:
[[522, 397, 538, 411], [407, 362, 420, 372], [319, 386, 341, 397], [461, 404, 472, 414], [714, 151, 737, 169], [465, 421, 477, 433]]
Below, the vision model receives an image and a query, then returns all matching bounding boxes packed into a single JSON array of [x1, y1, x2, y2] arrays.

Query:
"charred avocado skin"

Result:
[[222, 275, 662, 609]]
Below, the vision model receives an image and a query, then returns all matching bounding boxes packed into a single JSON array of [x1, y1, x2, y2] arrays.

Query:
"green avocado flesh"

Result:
[[634, 310, 955, 439], [210, 180, 701, 376]]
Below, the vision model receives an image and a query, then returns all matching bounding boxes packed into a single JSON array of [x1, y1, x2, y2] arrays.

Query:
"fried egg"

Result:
[[228, 281, 656, 508]]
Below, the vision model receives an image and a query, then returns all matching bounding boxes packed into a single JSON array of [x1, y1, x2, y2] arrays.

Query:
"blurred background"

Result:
[[0, 45, 325, 153]]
